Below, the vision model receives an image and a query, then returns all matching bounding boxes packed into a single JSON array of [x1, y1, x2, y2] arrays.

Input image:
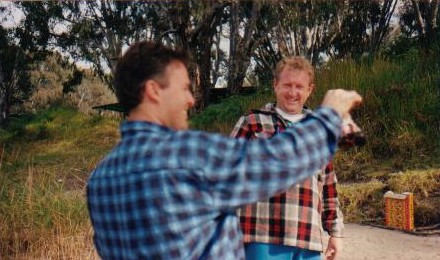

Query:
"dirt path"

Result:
[[322, 223, 440, 260]]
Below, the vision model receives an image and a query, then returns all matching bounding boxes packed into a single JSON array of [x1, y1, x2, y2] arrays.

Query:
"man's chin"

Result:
[[177, 123, 189, 131], [285, 107, 301, 114]]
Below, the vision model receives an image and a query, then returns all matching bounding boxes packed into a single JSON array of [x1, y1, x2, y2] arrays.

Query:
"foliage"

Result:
[[0, 3, 87, 125], [331, 0, 398, 59], [317, 51, 439, 167], [45, 1, 156, 90], [23, 52, 117, 115], [4, 0, 418, 114], [190, 92, 273, 134], [399, 0, 440, 46], [0, 26, 35, 125]]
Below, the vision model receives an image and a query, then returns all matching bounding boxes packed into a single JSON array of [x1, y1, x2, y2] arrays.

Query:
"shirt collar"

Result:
[[256, 102, 311, 115], [120, 120, 173, 137]]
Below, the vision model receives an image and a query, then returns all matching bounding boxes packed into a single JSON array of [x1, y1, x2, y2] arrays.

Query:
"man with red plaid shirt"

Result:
[[231, 57, 344, 260]]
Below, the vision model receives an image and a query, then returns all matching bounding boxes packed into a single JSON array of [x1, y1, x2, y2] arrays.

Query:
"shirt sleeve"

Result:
[[321, 162, 345, 237], [172, 107, 342, 210]]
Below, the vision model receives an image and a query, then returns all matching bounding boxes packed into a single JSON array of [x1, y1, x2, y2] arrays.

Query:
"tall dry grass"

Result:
[[338, 169, 440, 226], [0, 106, 119, 259]]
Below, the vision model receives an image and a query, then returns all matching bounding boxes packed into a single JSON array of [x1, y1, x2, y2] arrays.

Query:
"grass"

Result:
[[338, 169, 440, 227], [1, 48, 439, 258], [0, 104, 119, 259], [338, 179, 387, 223]]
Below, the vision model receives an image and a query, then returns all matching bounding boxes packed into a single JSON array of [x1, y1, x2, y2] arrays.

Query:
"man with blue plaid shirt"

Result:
[[86, 40, 362, 259]]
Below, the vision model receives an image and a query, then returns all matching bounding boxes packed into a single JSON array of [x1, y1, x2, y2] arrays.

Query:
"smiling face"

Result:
[[273, 67, 314, 114], [158, 61, 195, 130]]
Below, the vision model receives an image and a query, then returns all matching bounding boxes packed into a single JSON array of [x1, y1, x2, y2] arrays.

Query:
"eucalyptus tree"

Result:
[[400, 0, 439, 47], [0, 26, 31, 125], [155, 0, 229, 110], [9, 0, 409, 115], [252, 0, 344, 76], [255, 0, 397, 62], [190, 1, 229, 109], [0, 33, 32, 124], [328, 0, 399, 59], [227, 0, 264, 95], [0, 3, 56, 125], [277, 1, 344, 62], [368, 0, 399, 54], [241, 0, 399, 89], [399, 0, 439, 131], [249, 0, 349, 87], [42, 1, 157, 92], [16, 1, 230, 110]]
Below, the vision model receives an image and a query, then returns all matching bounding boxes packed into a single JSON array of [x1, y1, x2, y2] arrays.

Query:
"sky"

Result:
[[0, 1, 23, 28]]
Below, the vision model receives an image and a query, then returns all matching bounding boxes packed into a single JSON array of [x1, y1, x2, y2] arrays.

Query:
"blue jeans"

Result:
[[245, 242, 321, 260]]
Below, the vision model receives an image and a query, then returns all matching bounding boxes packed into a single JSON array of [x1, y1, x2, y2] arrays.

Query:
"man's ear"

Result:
[[309, 83, 315, 94], [273, 78, 278, 92], [143, 80, 161, 103]]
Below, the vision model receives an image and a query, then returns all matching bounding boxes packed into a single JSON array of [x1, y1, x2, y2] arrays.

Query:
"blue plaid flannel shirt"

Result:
[[87, 107, 341, 259]]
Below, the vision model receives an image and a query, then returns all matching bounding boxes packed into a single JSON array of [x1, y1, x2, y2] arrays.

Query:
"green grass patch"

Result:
[[0, 104, 120, 257]]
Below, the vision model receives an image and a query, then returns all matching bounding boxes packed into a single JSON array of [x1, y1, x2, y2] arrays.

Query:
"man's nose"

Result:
[[188, 93, 195, 107], [287, 87, 298, 95]]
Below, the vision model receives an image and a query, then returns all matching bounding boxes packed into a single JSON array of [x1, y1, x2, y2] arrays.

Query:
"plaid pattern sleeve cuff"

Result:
[[313, 107, 342, 137]]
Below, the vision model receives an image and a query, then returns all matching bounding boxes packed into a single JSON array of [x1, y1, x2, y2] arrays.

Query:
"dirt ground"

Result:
[[322, 223, 440, 260]]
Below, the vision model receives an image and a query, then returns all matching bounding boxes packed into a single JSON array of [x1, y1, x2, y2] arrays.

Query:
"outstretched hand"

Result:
[[321, 89, 362, 119], [342, 115, 361, 136]]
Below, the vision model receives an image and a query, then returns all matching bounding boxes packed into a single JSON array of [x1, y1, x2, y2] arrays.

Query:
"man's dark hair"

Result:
[[114, 41, 190, 112]]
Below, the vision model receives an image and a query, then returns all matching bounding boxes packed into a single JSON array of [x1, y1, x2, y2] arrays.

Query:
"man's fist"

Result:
[[321, 89, 362, 118]]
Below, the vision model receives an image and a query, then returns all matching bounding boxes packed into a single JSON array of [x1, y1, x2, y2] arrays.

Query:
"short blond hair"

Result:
[[274, 56, 315, 84]]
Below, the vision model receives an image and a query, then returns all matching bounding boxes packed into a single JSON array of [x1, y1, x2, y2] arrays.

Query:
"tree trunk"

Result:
[[369, 0, 398, 55], [228, 1, 260, 95], [192, 33, 214, 111], [411, 0, 440, 47], [228, 1, 240, 95], [0, 59, 6, 126], [190, 1, 226, 111]]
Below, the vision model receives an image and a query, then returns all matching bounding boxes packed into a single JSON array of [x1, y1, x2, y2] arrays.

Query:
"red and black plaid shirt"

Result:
[[231, 103, 344, 252]]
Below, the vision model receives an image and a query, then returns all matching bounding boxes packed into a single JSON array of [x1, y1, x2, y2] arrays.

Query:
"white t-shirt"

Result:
[[275, 107, 305, 124]]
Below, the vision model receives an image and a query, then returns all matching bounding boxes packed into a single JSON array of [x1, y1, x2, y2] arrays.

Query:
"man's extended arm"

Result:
[[172, 107, 342, 209]]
